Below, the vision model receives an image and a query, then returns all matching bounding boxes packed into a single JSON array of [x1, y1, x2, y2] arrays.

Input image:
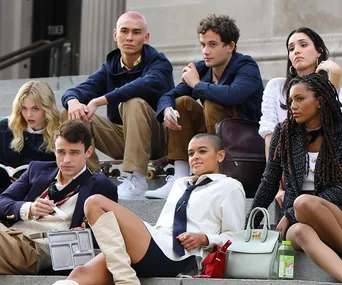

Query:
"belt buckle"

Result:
[[29, 232, 48, 239]]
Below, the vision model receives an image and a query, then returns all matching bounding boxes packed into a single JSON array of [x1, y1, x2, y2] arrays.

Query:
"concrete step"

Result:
[[0, 275, 338, 285], [0, 88, 107, 118], [295, 251, 337, 282], [2, 200, 336, 284], [119, 198, 281, 225], [0, 76, 88, 94], [0, 73, 182, 94]]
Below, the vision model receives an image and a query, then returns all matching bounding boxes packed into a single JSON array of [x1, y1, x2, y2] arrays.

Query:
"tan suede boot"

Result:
[[91, 211, 141, 285]]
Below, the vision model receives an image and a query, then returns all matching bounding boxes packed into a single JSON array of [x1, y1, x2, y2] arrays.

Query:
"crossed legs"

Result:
[[286, 194, 342, 281]]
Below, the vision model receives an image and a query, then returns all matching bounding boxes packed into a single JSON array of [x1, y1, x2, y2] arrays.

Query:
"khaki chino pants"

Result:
[[63, 98, 167, 176], [168, 96, 237, 161], [0, 223, 39, 274]]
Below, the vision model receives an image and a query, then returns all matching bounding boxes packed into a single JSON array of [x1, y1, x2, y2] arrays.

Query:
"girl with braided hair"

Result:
[[259, 27, 342, 207], [249, 73, 342, 281]]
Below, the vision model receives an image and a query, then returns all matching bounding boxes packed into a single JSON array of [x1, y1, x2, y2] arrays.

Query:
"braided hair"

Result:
[[275, 73, 342, 185]]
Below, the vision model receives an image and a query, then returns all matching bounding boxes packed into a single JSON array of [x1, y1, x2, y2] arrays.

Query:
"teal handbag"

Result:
[[225, 207, 282, 279]]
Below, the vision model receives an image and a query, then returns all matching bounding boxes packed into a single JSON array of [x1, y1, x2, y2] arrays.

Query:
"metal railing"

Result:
[[0, 38, 69, 76]]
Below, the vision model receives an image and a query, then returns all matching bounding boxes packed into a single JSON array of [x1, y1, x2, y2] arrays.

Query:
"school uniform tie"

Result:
[[172, 177, 212, 256], [46, 168, 92, 203], [48, 180, 58, 201]]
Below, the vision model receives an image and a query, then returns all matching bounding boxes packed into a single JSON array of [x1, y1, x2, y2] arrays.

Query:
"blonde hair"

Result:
[[9, 81, 60, 153]]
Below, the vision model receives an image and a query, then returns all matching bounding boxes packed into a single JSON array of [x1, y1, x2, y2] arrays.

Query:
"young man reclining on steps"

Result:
[[0, 120, 117, 274]]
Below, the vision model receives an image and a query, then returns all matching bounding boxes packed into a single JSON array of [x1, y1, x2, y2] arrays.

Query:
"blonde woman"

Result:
[[0, 81, 60, 191]]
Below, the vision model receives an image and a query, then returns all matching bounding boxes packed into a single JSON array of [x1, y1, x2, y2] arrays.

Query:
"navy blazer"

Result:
[[0, 161, 118, 228]]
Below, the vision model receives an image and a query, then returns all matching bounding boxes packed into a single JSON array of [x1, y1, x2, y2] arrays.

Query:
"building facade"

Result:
[[0, 0, 341, 81]]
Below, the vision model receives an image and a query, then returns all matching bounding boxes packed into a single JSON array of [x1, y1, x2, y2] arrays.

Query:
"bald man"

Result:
[[62, 11, 174, 200]]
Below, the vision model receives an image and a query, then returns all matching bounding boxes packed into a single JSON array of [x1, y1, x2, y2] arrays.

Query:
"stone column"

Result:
[[79, 0, 125, 75], [0, 0, 32, 80]]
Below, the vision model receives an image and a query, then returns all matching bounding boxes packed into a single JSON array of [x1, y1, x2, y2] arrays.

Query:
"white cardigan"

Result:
[[258, 77, 342, 138], [144, 173, 246, 265]]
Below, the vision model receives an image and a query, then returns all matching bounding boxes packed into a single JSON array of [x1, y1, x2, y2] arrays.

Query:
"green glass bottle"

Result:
[[277, 240, 295, 279]]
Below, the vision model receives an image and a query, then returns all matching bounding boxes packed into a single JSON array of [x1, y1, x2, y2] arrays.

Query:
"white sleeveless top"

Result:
[[302, 152, 318, 192]]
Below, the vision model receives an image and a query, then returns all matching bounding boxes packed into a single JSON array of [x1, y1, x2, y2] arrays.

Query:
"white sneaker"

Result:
[[117, 174, 148, 200], [145, 175, 175, 199]]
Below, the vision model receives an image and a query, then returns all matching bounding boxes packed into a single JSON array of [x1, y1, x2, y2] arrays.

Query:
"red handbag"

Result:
[[199, 239, 232, 278]]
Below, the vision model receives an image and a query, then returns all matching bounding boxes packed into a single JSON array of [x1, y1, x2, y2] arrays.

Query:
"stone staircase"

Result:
[[0, 72, 183, 119], [0, 275, 338, 285], [0, 77, 339, 284], [0, 199, 339, 284]]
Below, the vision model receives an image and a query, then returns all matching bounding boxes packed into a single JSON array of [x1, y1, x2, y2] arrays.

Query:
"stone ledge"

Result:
[[119, 199, 281, 225], [0, 276, 338, 285]]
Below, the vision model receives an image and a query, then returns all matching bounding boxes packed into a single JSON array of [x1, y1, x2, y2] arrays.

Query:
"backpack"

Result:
[[215, 118, 266, 198]]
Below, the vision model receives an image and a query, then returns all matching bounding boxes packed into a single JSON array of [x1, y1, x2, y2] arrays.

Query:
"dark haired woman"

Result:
[[259, 27, 342, 206], [250, 73, 342, 281]]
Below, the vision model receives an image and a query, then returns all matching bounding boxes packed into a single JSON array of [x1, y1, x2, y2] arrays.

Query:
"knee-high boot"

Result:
[[91, 211, 140, 285]]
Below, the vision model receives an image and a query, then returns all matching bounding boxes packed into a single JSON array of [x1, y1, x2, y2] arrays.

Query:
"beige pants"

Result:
[[63, 98, 167, 175], [0, 223, 39, 274], [168, 96, 237, 161]]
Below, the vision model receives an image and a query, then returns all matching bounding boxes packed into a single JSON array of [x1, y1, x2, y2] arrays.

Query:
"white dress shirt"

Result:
[[144, 173, 246, 266]]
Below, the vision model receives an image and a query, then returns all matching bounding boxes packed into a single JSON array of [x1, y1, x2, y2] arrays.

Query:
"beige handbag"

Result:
[[225, 207, 281, 279]]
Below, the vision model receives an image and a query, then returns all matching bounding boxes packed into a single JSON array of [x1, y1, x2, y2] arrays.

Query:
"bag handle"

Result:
[[245, 207, 270, 243], [251, 207, 271, 230], [219, 239, 232, 253]]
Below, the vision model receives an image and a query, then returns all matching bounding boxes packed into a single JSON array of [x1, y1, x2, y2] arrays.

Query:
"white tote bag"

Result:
[[225, 207, 282, 279]]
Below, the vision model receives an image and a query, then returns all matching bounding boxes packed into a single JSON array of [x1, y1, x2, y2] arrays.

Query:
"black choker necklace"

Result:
[[305, 125, 323, 144]]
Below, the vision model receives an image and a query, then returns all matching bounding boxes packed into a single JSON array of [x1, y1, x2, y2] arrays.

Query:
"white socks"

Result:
[[133, 171, 146, 183], [52, 280, 79, 285], [174, 160, 190, 179]]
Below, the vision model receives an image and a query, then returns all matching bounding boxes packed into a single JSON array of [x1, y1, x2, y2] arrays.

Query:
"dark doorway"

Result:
[[30, 0, 81, 78]]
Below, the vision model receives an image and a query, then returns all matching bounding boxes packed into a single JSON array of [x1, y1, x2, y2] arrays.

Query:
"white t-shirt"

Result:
[[258, 77, 342, 138]]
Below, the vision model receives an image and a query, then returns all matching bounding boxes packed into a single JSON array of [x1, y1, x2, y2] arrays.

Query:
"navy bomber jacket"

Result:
[[156, 51, 264, 122], [62, 44, 175, 125]]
